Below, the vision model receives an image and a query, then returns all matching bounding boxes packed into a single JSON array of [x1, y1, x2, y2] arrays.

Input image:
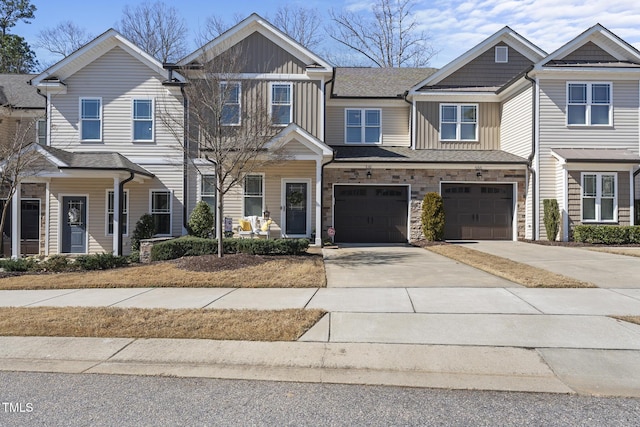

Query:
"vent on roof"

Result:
[[495, 46, 508, 63]]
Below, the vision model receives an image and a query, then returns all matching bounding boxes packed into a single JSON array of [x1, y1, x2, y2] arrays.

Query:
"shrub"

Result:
[[543, 199, 560, 241], [0, 258, 36, 272], [421, 192, 445, 241], [187, 201, 214, 238], [131, 213, 156, 251], [38, 255, 73, 272], [573, 225, 640, 244], [75, 252, 129, 270]]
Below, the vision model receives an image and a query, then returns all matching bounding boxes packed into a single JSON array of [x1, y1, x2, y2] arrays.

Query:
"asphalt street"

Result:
[[2, 372, 640, 426]]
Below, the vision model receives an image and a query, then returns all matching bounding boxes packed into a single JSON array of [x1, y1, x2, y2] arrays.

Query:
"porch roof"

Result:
[[331, 146, 528, 164], [38, 145, 155, 177], [551, 148, 640, 164]]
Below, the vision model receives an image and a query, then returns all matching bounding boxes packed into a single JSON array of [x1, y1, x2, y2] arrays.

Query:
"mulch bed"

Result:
[[173, 253, 320, 272]]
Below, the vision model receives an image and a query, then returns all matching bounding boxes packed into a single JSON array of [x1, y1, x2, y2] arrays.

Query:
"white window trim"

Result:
[[495, 46, 508, 63], [439, 103, 478, 142], [581, 172, 618, 223], [566, 82, 613, 127], [36, 118, 46, 145], [344, 108, 382, 144], [149, 189, 173, 236], [79, 97, 102, 142], [269, 82, 293, 126], [242, 173, 265, 217], [220, 81, 242, 126], [106, 190, 129, 237], [131, 98, 155, 142], [200, 174, 217, 207]]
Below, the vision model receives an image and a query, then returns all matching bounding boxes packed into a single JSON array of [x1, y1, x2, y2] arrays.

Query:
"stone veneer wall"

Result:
[[323, 166, 527, 241]]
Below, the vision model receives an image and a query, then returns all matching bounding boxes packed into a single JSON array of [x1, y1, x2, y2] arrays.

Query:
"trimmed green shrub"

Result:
[[187, 201, 214, 238], [421, 192, 445, 241], [0, 258, 36, 272], [573, 225, 640, 244], [543, 199, 560, 241], [38, 255, 72, 272], [75, 253, 129, 270], [131, 213, 156, 251], [150, 236, 310, 261]]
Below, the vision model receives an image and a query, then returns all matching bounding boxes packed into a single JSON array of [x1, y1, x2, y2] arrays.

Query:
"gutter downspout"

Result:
[[118, 172, 135, 256], [180, 84, 189, 233], [524, 68, 537, 240]]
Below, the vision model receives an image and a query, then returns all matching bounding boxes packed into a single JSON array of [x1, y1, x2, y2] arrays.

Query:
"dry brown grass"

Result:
[[614, 316, 640, 326], [0, 255, 326, 290], [425, 244, 596, 288], [586, 248, 640, 258], [0, 307, 326, 341]]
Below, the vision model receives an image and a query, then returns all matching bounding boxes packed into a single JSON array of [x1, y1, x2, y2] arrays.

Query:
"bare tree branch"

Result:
[[271, 6, 322, 50], [194, 13, 244, 46], [36, 21, 93, 58]]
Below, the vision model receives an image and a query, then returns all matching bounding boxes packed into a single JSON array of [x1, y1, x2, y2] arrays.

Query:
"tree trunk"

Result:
[[216, 174, 224, 258]]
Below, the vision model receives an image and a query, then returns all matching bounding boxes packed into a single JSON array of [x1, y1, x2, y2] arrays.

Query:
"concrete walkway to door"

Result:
[[323, 244, 518, 288]]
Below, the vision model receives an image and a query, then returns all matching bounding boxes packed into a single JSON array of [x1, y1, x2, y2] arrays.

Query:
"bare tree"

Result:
[[117, 1, 187, 63], [328, 0, 435, 67], [36, 21, 93, 58], [162, 48, 284, 257], [271, 6, 322, 50], [195, 13, 244, 46]]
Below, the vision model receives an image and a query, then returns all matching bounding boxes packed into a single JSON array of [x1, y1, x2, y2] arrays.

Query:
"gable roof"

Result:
[[0, 74, 42, 109], [537, 24, 640, 68], [410, 26, 546, 93], [266, 123, 333, 157], [177, 13, 332, 73], [331, 67, 437, 98], [30, 29, 185, 86]]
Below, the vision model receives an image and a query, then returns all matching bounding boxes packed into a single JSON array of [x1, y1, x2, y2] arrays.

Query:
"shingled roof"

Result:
[[39, 145, 155, 177], [0, 74, 43, 109], [331, 67, 437, 98], [332, 146, 528, 164]]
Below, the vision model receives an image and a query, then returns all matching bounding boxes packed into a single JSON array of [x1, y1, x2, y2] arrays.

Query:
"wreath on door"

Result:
[[287, 190, 304, 206]]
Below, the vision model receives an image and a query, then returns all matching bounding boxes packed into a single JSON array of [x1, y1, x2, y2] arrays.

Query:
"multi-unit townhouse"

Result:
[[4, 15, 640, 258]]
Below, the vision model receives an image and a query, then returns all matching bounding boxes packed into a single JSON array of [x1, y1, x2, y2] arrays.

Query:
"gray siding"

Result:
[[561, 41, 618, 62], [501, 87, 533, 157], [435, 43, 533, 88], [414, 102, 501, 150]]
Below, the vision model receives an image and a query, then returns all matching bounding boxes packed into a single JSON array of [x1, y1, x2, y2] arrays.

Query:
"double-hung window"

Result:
[[201, 174, 216, 211], [345, 109, 381, 144], [582, 173, 616, 222], [36, 119, 46, 145], [220, 82, 241, 125], [151, 190, 171, 235], [107, 190, 128, 235], [567, 82, 611, 126], [80, 98, 101, 141], [440, 104, 477, 141], [243, 175, 263, 217], [270, 82, 292, 126], [133, 99, 154, 141]]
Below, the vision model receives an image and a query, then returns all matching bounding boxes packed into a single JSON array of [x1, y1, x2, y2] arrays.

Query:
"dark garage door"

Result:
[[334, 185, 408, 243], [442, 183, 513, 240]]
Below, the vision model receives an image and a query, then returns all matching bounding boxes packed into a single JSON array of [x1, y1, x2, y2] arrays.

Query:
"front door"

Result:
[[62, 196, 87, 253], [284, 182, 308, 236]]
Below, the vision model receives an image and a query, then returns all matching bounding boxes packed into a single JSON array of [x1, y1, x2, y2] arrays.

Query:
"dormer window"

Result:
[[495, 46, 508, 63]]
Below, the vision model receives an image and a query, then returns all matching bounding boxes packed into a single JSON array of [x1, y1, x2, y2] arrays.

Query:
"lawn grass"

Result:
[[614, 316, 640, 326], [0, 307, 326, 341], [424, 244, 596, 288], [0, 254, 326, 290]]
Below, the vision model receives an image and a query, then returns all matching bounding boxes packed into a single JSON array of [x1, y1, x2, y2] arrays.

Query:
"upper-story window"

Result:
[[495, 46, 508, 63], [80, 98, 101, 141], [567, 82, 611, 126], [440, 104, 477, 141], [270, 82, 292, 126], [36, 119, 46, 145], [220, 82, 241, 126], [133, 99, 154, 141], [582, 172, 616, 222], [345, 109, 381, 144]]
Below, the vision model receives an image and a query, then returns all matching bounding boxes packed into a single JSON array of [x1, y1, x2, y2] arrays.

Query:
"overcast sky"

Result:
[[13, 0, 640, 69]]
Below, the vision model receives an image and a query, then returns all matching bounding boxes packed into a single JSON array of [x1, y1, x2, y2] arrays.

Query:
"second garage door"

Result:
[[442, 183, 513, 240], [334, 185, 408, 243]]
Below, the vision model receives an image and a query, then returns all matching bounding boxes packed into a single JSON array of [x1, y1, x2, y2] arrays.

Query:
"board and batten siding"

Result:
[[325, 102, 410, 146], [223, 161, 317, 239], [500, 87, 533, 157], [414, 101, 501, 150], [48, 46, 184, 158]]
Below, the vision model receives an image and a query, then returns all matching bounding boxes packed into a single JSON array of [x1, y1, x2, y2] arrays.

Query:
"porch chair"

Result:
[[237, 216, 272, 239]]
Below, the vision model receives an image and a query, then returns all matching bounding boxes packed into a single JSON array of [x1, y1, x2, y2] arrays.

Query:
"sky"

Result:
[[12, 0, 640, 70]]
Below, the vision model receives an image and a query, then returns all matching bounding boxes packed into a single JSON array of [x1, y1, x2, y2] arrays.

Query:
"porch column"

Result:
[[11, 182, 21, 259], [112, 177, 120, 255], [315, 159, 322, 246]]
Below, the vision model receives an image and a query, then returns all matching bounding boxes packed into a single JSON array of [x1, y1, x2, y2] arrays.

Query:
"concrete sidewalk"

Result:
[[2, 243, 640, 397]]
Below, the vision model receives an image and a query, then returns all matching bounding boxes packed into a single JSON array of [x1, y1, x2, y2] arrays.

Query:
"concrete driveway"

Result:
[[322, 244, 518, 288], [465, 241, 640, 288]]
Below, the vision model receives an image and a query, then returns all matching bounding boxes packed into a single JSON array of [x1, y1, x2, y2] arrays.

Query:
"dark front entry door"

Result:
[[285, 182, 308, 235], [334, 185, 408, 243], [442, 184, 513, 240], [62, 196, 87, 253]]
